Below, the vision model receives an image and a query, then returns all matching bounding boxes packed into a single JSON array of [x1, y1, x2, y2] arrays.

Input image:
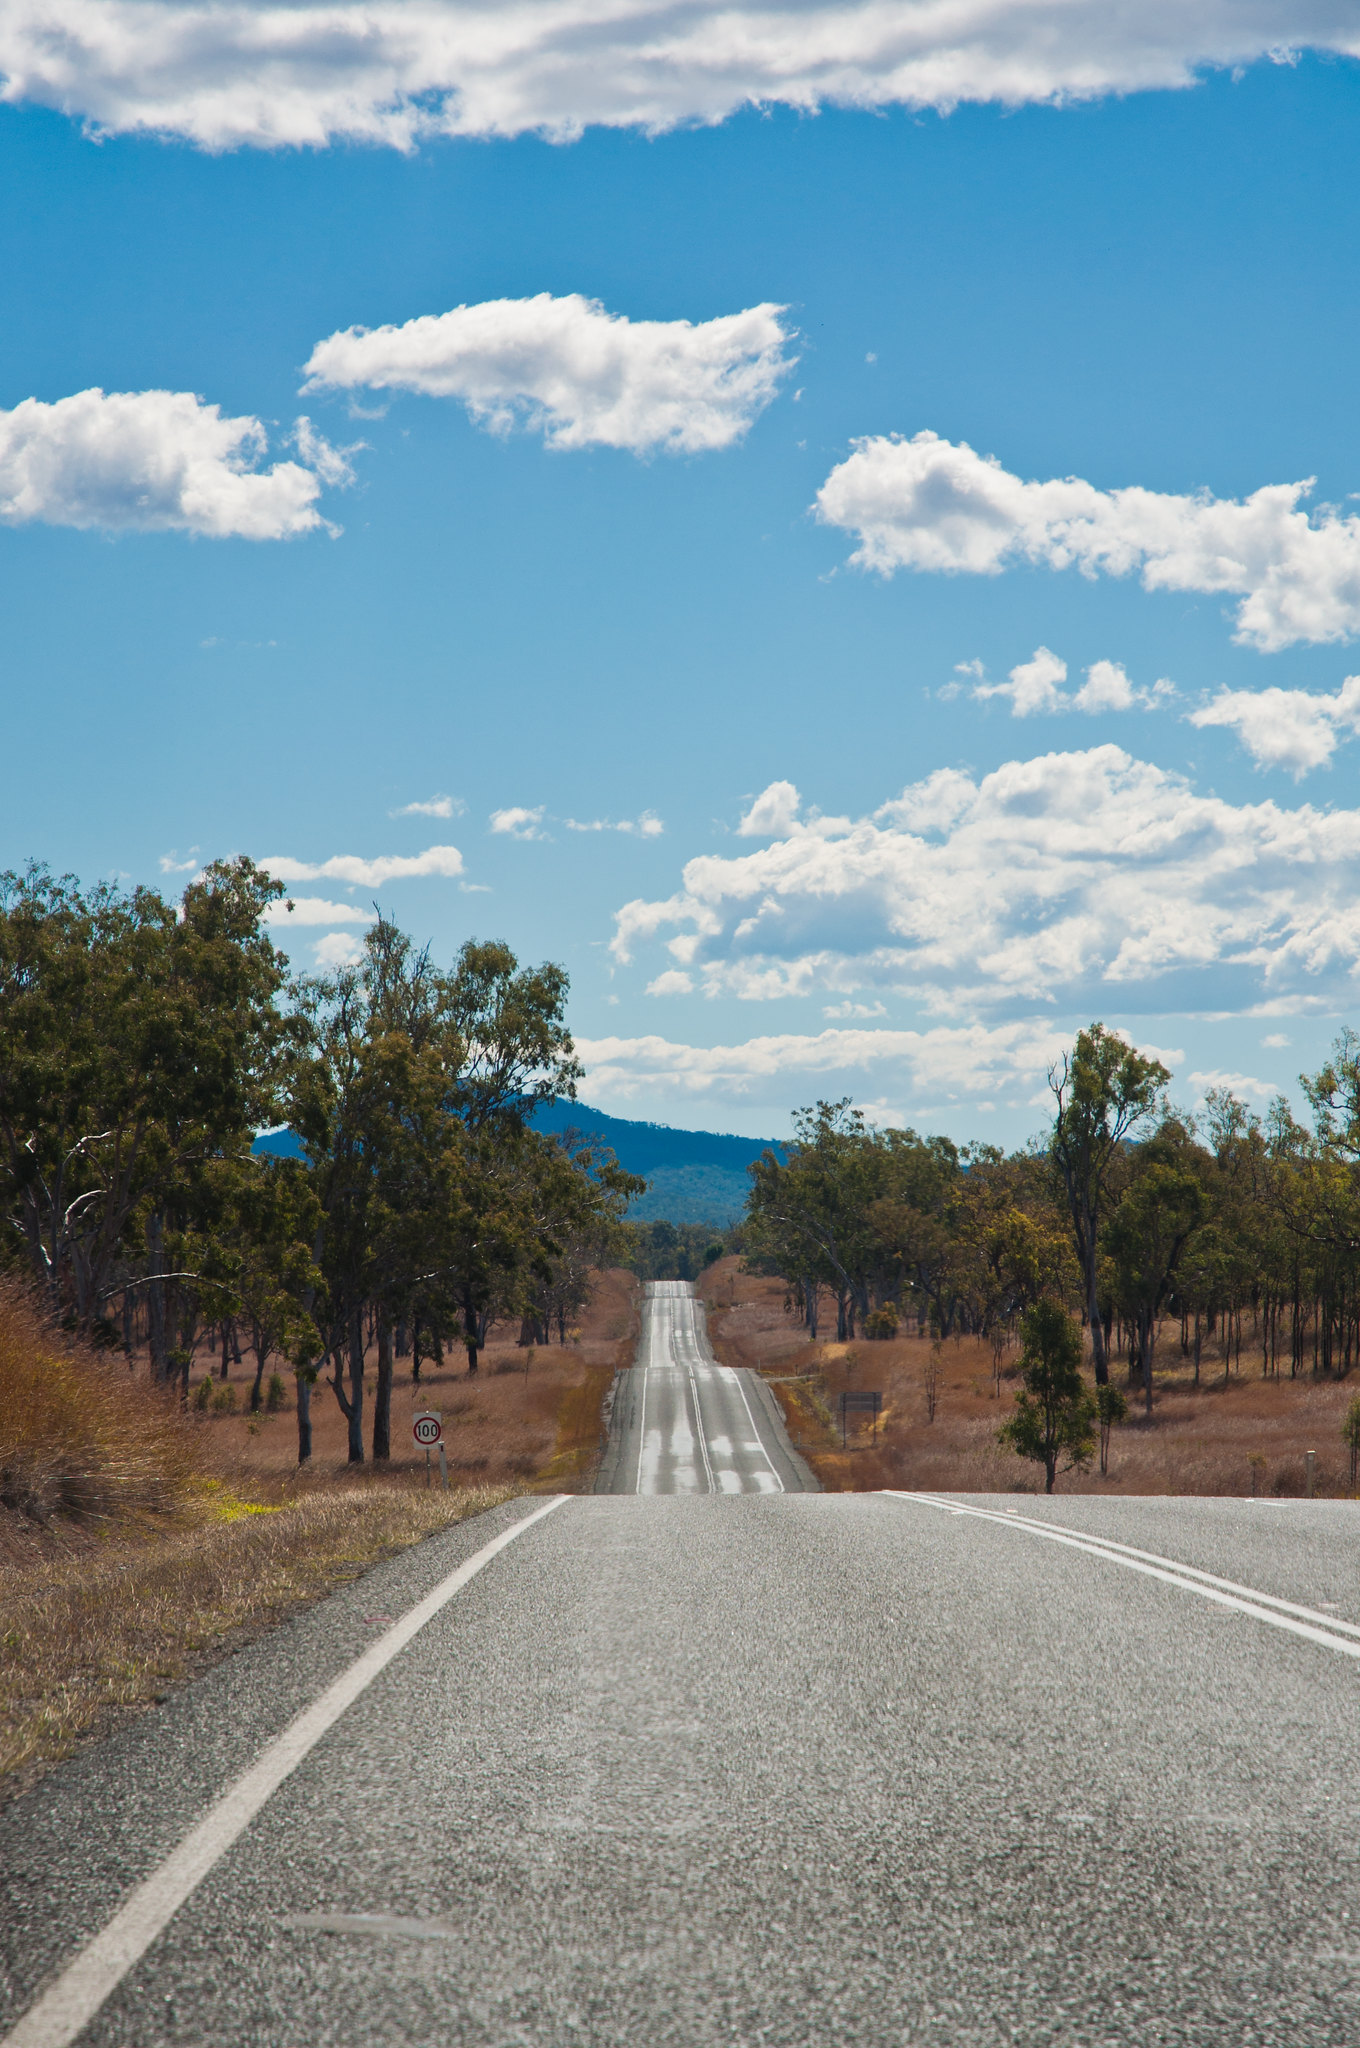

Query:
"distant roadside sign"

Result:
[[412, 1411, 443, 1448], [840, 1389, 882, 1446]]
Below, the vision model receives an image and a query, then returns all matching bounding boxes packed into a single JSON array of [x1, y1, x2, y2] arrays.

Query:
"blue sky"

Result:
[[5, 9, 1360, 1144]]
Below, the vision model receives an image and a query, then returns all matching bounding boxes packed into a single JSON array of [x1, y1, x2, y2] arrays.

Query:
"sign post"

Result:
[[412, 1410, 447, 1489], [839, 1389, 882, 1448]]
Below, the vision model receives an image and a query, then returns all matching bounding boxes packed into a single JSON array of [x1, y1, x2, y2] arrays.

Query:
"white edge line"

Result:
[[882, 1492, 1360, 1664], [2, 1494, 569, 2048]]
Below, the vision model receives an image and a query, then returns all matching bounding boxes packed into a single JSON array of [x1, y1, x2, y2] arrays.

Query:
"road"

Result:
[[5, 1469, 1360, 2039], [596, 1279, 818, 1495]]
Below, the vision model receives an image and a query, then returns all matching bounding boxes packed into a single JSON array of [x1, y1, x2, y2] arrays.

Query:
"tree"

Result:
[[998, 1299, 1096, 1493], [0, 858, 289, 1351], [1343, 1396, 1360, 1493], [1095, 1383, 1128, 1478], [1048, 1024, 1170, 1385], [1106, 1148, 1207, 1412]]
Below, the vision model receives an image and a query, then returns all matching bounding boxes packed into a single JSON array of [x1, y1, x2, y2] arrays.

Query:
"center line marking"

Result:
[[884, 1492, 1360, 1663]]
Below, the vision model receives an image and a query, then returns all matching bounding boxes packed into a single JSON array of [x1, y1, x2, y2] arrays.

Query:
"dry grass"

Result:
[[0, 1281, 197, 1528], [0, 1267, 640, 1802], [703, 1258, 1360, 1498], [0, 1481, 510, 1799]]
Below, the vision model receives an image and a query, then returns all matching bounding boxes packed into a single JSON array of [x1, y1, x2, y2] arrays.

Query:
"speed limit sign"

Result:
[[412, 1411, 443, 1448]]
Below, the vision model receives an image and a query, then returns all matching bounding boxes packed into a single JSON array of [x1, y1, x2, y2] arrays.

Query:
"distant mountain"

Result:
[[254, 1101, 784, 1225], [529, 1099, 784, 1224]]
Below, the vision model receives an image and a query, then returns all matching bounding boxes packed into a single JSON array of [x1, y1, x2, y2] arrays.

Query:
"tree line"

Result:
[[0, 860, 640, 1464], [743, 1022, 1360, 1413]]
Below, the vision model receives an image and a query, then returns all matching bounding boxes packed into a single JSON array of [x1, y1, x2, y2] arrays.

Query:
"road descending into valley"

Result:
[[597, 1280, 818, 1495], [4, 1304, 1360, 2043]]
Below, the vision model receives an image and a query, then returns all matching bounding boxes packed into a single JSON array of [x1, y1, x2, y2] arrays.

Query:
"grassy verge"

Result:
[[0, 1480, 512, 1801]]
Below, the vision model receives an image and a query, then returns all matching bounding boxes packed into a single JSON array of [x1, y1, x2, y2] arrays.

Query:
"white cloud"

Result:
[[566, 810, 664, 836], [1188, 678, 1360, 777], [815, 430, 1360, 652], [1262, 1032, 1291, 1048], [265, 897, 373, 926], [489, 806, 547, 840], [158, 847, 199, 874], [389, 794, 463, 819], [738, 780, 802, 836], [2, 5, 1355, 150], [646, 969, 695, 997], [610, 751, 1360, 1016], [1186, 1068, 1276, 1102], [259, 845, 464, 886], [973, 645, 1068, 716], [304, 294, 793, 456], [0, 388, 347, 538], [576, 1018, 1079, 1106], [313, 931, 366, 968], [963, 650, 1176, 716]]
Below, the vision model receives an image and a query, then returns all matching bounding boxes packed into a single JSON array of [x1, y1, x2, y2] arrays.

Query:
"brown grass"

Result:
[[0, 1482, 509, 1799], [0, 1267, 641, 1801], [702, 1259, 1360, 1498], [0, 1281, 197, 1528]]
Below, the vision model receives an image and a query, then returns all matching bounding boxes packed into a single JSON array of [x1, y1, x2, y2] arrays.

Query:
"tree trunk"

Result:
[[146, 1212, 168, 1384], [296, 1371, 313, 1465], [347, 1306, 366, 1462], [373, 1318, 393, 1461]]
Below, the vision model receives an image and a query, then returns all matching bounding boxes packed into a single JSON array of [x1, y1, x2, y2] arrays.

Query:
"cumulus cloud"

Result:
[[313, 931, 366, 968], [265, 897, 373, 926], [488, 806, 547, 840], [816, 430, 1360, 652], [973, 645, 1068, 715], [259, 845, 464, 885], [576, 1018, 1082, 1107], [738, 781, 802, 836], [566, 811, 664, 836], [390, 794, 463, 819], [1, 4, 1355, 150], [304, 295, 793, 456], [1186, 1067, 1277, 1101], [0, 388, 349, 538], [957, 650, 1175, 716], [610, 751, 1360, 1016], [1188, 678, 1360, 777], [158, 847, 199, 874]]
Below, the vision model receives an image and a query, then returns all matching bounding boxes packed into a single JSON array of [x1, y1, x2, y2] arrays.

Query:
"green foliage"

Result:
[[264, 1373, 288, 1412], [997, 1299, 1096, 1493], [623, 1220, 740, 1282]]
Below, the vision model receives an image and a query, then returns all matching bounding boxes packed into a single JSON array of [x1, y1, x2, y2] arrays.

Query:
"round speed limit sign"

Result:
[[412, 1411, 443, 1448]]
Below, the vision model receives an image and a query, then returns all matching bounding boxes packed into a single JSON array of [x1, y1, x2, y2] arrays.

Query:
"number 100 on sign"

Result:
[[412, 1412, 443, 1448]]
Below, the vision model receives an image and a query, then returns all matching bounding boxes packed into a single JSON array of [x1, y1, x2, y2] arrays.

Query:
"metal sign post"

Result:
[[840, 1389, 882, 1447], [413, 1410, 446, 1488]]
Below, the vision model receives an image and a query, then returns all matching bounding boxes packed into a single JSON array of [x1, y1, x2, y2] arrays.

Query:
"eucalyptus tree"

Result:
[[1048, 1024, 1170, 1384], [0, 857, 290, 1351]]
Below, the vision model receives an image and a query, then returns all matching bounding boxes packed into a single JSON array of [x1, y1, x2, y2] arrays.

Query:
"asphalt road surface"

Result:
[[596, 1279, 818, 1495], [6, 1491, 1360, 2041]]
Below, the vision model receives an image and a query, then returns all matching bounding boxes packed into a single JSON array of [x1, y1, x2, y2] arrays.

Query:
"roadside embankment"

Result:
[[701, 1258, 1360, 1498], [0, 1268, 641, 1801]]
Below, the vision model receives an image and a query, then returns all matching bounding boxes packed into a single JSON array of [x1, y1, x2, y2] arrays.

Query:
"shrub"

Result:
[[0, 1279, 197, 1524], [264, 1373, 288, 1413], [211, 1383, 238, 1415], [864, 1305, 899, 1340], [192, 1377, 214, 1412]]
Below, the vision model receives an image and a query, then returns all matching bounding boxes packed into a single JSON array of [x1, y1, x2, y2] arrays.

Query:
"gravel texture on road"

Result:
[[4, 1489, 1360, 2046]]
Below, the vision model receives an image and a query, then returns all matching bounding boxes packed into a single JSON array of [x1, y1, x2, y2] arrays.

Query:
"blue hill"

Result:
[[253, 1101, 784, 1225]]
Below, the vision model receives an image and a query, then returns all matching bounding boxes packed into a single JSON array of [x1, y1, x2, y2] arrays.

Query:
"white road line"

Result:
[[884, 1491, 1360, 1662], [729, 1366, 786, 1494], [1, 1496, 568, 2048]]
